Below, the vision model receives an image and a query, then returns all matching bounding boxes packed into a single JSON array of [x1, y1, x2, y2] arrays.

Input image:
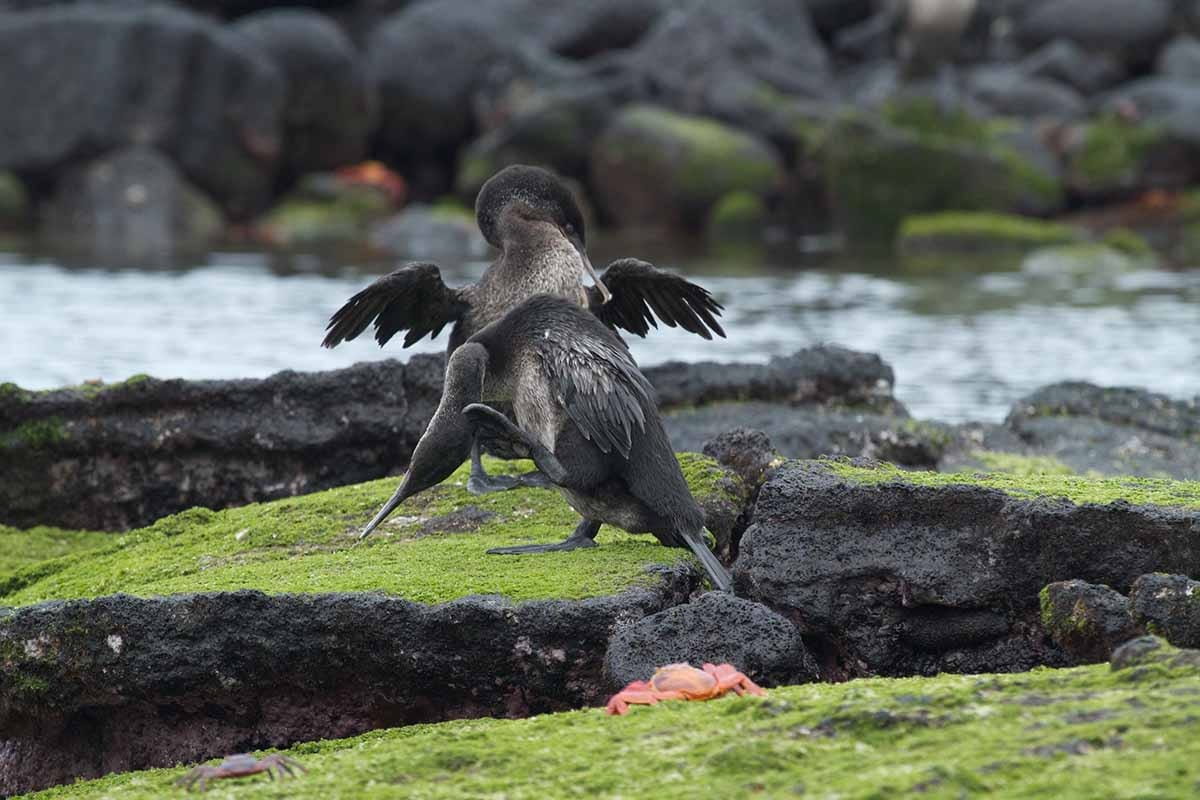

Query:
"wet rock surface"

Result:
[[1004, 381, 1200, 479], [1128, 573, 1200, 648], [603, 591, 817, 690], [1039, 579, 1143, 663], [734, 460, 1200, 679], [0, 570, 693, 796]]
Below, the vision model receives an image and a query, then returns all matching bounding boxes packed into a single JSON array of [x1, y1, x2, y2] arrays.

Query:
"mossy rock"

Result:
[[590, 105, 782, 230], [705, 190, 767, 245], [0, 171, 29, 230], [898, 212, 1079, 252], [0, 454, 741, 608], [258, 175, 392, 248], [1021, 242, 1153, 277], [24, 654, 1200, 799], [1065, 116, 1165, 198], [0, 525, 109, 581], [820, 103, 1063, 244]]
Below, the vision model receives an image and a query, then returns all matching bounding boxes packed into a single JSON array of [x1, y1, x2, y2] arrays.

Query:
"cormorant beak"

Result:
[[356, 473, 418, 542], [568, 233, 611, 304]]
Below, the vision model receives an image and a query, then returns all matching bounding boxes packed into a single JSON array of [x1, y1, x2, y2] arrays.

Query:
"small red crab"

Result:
[[605, 662, 766, 715], [175, 753, 306, 792]]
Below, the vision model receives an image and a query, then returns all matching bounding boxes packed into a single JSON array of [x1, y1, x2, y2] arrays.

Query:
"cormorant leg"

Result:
[[465, 434, 553, 495], [488, 518, 601, 555], [463, 404, 567, 494]]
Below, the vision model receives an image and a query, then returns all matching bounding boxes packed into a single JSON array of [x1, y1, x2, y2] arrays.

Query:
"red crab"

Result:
[[175, 753, 306, 792], [605, 662, 766, 715]]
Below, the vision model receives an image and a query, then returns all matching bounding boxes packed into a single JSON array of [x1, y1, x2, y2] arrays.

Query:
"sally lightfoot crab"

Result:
[[605, 662, 766, 715], [175, 753, 306, 792]]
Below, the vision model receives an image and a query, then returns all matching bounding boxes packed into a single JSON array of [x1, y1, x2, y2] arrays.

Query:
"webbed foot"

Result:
[[488, 518, 600, 554], [467, 469, 553, 495]]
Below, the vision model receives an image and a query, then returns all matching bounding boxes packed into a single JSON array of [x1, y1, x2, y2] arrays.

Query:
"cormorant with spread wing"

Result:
[[321, 164, 724, 494], [355, 294, 732, 592]]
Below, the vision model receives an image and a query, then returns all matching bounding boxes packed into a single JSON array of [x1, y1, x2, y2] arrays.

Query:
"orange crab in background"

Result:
[[605, 662, 766, 715]]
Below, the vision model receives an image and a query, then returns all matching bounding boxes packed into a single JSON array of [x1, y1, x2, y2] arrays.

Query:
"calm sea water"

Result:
[[2, 246, 1198, 423]]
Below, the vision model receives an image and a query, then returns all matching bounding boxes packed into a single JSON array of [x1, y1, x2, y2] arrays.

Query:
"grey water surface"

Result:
[[1, 247, 1197, 423]]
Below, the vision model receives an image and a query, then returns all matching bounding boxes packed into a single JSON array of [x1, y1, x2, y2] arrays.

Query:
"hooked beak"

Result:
[[569, 234, 611, 304], [356, 473, 417, 542]]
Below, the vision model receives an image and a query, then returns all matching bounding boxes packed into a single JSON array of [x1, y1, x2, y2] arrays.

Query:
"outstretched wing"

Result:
[[587, 258, 725, 340], [536, 333, 654, 460], [322, 262, 470, 349]]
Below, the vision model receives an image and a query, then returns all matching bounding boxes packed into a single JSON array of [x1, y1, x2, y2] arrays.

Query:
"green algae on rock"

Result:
[[826, 458, 1200, 510], [0, 526, 112, 582], [897, 212, 1079, 256], [0, 455, 739, 608], [590, 105, 781, 230], [21, 655, 1200, 800]]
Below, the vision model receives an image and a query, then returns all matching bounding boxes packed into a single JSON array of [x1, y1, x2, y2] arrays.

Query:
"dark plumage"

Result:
[[356, 294, 733, 593], [322, 163, 725, 495]]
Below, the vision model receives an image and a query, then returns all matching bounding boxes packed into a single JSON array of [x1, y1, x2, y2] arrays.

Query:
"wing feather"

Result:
[[322, 262, 468, 349], [588, 258, 725, 340]]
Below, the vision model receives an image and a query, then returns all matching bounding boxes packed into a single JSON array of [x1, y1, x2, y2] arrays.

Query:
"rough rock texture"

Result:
[[38, 146, 223, 266], [735, 460, 1200, 679], [1039, 579, 1143, 663], [1016, 0, 1172, 54], [0, 6, 284, 219], [232, 9, 375, 176], [0, 574, 692, 796], [1129, 573, 1200, 648], [0, 356, 444, 531], [0, 346, 892, 531], [603, 592, 817, 690], [701, 428, 779, 492], [1005, 382, 1200, 479]]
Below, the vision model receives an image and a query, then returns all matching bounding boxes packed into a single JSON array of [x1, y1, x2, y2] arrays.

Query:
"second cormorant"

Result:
[[355, 294, 733, 593]]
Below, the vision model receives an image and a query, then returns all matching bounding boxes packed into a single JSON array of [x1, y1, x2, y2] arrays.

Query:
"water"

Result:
[[2, 247, 1198, 423]]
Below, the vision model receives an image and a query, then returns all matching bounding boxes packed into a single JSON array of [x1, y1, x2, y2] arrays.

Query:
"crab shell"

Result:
[[604, 662, 765, 715]]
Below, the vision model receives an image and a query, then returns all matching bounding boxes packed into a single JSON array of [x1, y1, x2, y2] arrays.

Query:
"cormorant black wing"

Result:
[[322, 262, 470, 348], [587, 258, 725, 340], [536, 332, 654, 460]]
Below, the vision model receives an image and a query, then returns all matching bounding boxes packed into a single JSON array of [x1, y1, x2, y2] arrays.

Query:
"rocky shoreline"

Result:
[[5, 1, 1200, 263]]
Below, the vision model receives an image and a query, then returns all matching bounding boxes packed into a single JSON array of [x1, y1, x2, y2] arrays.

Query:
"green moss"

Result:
[[260, 183, 391, 248], [0, 455, 735, 608], [1069, 117, 1162, 190], [823, 103, 1064, 243], [705, 190, 766, 244], [0, 171, 29, 228], [25, 658, 1200, 800], [0, 418, 67, 450], [0, 525, 113, 580], [1100, 227, 1154, 257], [971, 451, 1076, 478], [898, 212, 1078, 253], [825, 458, 1200, 510]]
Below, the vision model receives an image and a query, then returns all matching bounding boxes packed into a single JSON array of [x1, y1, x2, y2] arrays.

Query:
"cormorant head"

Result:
[[475, 165, 611, 303]]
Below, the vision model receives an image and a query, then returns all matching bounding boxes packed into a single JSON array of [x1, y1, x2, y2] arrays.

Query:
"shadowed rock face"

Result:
[[1039, 579, 1144, 663], [1129, 573, 1200, 648], [0, 346, 897, 532], [0, 572, 693, 796], [0, 355, 445, 531], [735, 460, 1200, 679]]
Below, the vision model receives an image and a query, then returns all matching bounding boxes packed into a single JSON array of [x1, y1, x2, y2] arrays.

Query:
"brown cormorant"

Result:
[[355, 293, 733, 593], [321, 164, 725, 494]]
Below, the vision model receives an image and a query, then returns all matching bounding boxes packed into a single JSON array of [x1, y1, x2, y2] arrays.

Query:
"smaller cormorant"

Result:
[[321, 164, 725, 495], [355, 294, 733, 593]]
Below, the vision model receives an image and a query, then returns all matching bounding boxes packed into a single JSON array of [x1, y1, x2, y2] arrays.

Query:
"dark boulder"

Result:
[[1019, 39, 1126, 95], [1039, 580, 1142, 663], [967, 65, 1086, 118], [232, 9, 375, 176], [365, 0, 581, 193], [1099, 78, 1200, 153], [1128, 573, 1200, 649], [38, 146, 223, 266], [1016, 0, 1171, 54], [0, 6, 284, 219], [0, 356, 444, 531], [735, 459, 1200, 678], [701, 428, 779, 491], [1157, 35, 1200, 80], [1005, 382, 1200, 480], [1110, 635, 1200, 673], [604, 591, 817, 690], [0, 574, 692, 796]]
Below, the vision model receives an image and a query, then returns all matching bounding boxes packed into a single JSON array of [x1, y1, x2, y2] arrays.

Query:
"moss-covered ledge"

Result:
[[22, 643, 1200, 800], [0, 455, 746, 796], [735, 458, 1200, 679]]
